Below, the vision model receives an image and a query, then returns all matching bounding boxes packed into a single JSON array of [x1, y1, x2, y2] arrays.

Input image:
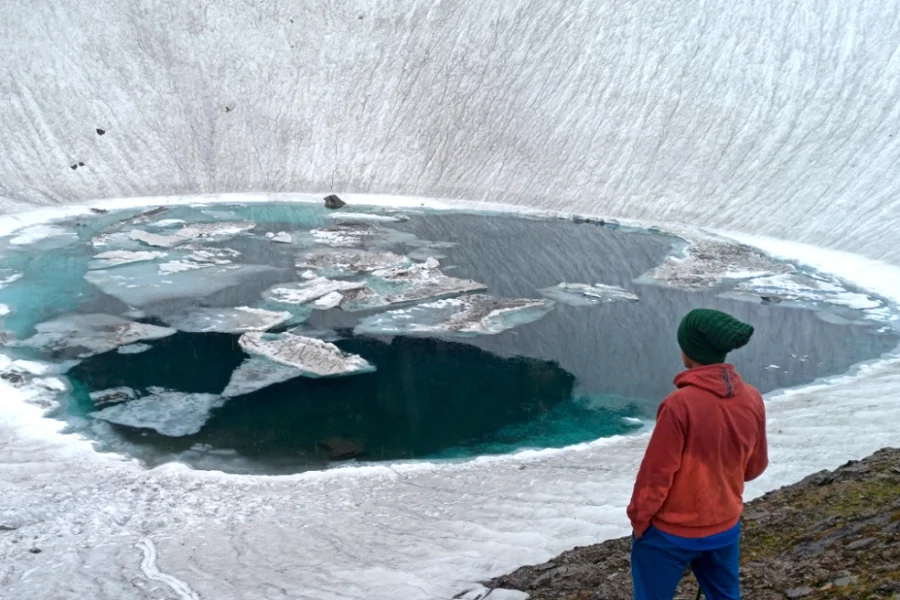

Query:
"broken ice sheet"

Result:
[[355, 295, 554, 337], [89, 250, 168, 270], [239, 331, 374, 378], [636, 240, 794, 290], [90, 387, 225, 436], [89, 386, 138, 406], [0, 271, 22, 288], [262, 277, 365, 306], [325, 212, 410, 224], [85, 262, 281, 307], [21, 314, 176, 359], [165, 306, 292, 333], [539, 282, 639, 306], [129, 221, 255, 248], [297, 223, 418, 248], [295, 249, 412, 278], [8, 224, 78, 248], [221, 357, 305, 397], [340, 264, 487, 312], [723, 273, 884, 311]]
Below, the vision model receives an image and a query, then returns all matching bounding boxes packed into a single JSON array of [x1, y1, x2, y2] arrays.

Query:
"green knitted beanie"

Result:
[[677, 309, 755, 365]]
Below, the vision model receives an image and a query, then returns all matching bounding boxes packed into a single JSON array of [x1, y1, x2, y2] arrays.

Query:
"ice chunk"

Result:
[[355, 295, 554, 336], [22, 314, 176, 359], [726, 273, 883, 310], [165, 306, 292, 333], [0, 272, 22, 288], [302, 223, 418, 248], [0, 304, 9, 317], [32, 377, 69, 393], [9, 224, 76, 247], [90, 387, 224, 436], [221, 357, 304, 397], [129, 221, 255, 248], [89, 387, 137, 406], [326, 212, 410, 224], [539, 282, 639, 306], [263, 277, 366, 306], [239, 331, 375, 378], [313, 292, 344, 310], [90, 250, 168, 269], [85, 262, 281, 306], [340, 264, 487, 312], [157, 260, 213, 274], [117, 343, 152, 355], [637, 240, 794, 289], [271, 232, 292, 243], [296, 249, 412, 277], [182, 245, 241, 264]]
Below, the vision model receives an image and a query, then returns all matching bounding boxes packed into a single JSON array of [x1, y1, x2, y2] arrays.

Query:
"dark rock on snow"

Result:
[[324, 194, 346, 209]]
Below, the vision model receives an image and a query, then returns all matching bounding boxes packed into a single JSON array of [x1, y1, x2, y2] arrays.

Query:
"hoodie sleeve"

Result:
[[744, 396, 768, 482], [627, 396, 686, 535]]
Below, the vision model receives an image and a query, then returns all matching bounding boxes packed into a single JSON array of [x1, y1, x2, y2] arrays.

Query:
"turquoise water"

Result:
[[0, 203, 897, 474]]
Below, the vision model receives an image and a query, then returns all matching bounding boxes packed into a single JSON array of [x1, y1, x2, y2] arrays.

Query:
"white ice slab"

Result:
[[90, 387, 224, 436], [22, 314, 176, 358], [303, 223, 418, 248], [165, 307, 292, 333], [313, 291, 344, 310], [539, 282, 639, 306], [0, 272, 22, 288], [221, 357, 304, 397], [8, 225, 76, 247], [238, 331, 375, 378], [355, 295, 554, 336], [0, 304, 9, 317], [89, 387, 137, 406], [340, 264, 487, 311], [89, 250, 168, 269], [326, 212, 410, 223], [725, 273, 884, 311], [263, 277, 365, 306], [129, 221, 255, 248]]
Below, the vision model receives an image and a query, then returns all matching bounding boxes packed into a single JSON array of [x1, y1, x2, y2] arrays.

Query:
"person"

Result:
[[627, 308, 768, 600]]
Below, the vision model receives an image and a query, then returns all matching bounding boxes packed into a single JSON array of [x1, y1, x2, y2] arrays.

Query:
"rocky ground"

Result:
[[487, 448, 900, 600]]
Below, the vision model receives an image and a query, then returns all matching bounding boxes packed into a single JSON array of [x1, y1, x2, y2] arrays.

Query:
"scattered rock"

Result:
[[846, 538, 875, 550], [0, 372, 24, 385], [0, 525, 17, 532], [28, 548, 41, 554], [785, 587, 814, 598], [318, 437, 364, 460], [324, 194, 346, 209], [96, 128, 106, 135], [78, 162, 85, 167], [70, 164, 78, 170], [833, 576, 858, 587]]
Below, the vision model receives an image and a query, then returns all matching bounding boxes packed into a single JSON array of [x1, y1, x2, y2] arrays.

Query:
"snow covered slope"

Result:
[[1, 2, 900, 600]]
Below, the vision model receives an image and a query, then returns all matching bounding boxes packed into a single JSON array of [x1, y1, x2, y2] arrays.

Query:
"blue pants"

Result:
[[631, 526, 740, 600]]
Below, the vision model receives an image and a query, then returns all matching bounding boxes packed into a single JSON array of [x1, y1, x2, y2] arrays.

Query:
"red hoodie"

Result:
[[627, 364, 768, 538]]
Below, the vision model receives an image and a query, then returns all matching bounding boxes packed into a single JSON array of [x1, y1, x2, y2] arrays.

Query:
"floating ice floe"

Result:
[[182, 245, 241, 264], [165, 306, 292, 333], [720, 273, 884, 311], [85, 262, 280, 306], [302, 223, 418, 248], [340, 263, 487, 312], [326, 212, 410, 224], [263, 277, 366, 306], [221, 357, 306, 397], [268, 232, 293, 244], [90, 386, 225, 436], [89, 250, 168, 270], [296, 249, 412, 278], [313, 292, 344, 310], [239, 331, 375, 378], [32, 377, 69, 393], [129, 221, 255, 248], [539, 282, 639, 306], [0, 272, 22, 288], [21, 314, 176, 359], [89, 387, 138, 406], [355, 295, 554, 336], [0, 304, 9, 317], [117, 343, 153, 355], [8, 224, 77, 247], [636, 240, 795, 289]]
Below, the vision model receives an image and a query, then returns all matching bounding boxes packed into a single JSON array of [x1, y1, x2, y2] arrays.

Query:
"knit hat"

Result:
[[677, 309, 755, 365]]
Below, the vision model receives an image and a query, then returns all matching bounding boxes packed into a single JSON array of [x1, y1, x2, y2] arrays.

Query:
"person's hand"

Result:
[[633, 526, 647, 540]]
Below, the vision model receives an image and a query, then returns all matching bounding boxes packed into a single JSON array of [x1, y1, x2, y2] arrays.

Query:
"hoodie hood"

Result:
[[674, 363, 743, 398]]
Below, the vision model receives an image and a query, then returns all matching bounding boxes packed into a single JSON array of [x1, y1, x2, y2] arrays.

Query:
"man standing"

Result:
[[628, 309, 768, 600]]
